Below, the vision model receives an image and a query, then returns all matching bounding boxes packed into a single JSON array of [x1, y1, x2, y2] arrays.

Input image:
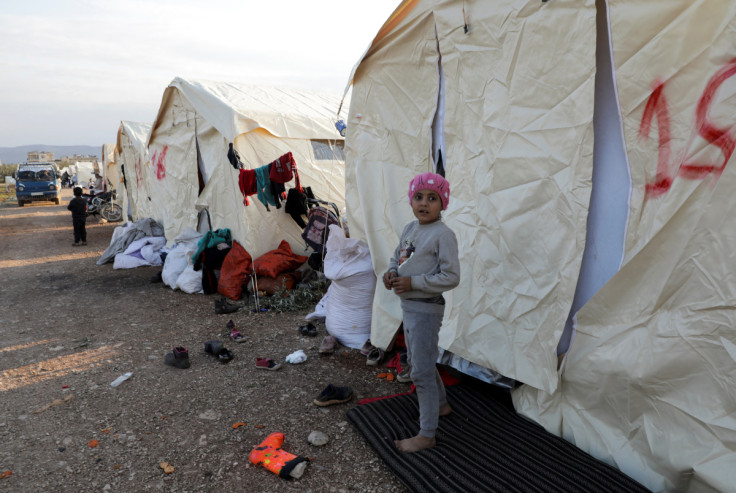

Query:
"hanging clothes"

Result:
[[227, 143, 243, 170], [255, 164, 278, 210], [238, 168, 257, 205], [285, 186, 315, 228]]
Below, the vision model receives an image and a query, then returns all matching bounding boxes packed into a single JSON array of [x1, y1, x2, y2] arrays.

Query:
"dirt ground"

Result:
[[0, 188, 407, 492]]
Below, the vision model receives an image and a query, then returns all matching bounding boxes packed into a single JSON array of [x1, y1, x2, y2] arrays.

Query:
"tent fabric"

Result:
[[345, 0, 596, 394], [514, 2, 736, 491], [101, 143, 123, 208], [347, 0, 736, 490], [142, 77, 347, 259], [150, 78, 346, 145], [115, 121, 153, 221]]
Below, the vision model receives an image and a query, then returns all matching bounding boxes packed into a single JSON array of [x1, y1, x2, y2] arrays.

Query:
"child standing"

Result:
[[67, 186, 87, 246], [382, 172, 460, 453]]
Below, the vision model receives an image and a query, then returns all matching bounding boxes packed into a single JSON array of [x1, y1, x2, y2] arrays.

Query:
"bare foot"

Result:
[[439, 403, 452, 416], [394, 435, 436, 453]]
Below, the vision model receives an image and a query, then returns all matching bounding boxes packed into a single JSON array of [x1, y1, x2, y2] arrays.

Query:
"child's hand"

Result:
[[382, 271, 397, 290], [390, 276, 411, 294]]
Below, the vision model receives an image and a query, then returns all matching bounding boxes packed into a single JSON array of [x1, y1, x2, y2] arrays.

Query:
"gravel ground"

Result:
[[0, 188, 408, 492]]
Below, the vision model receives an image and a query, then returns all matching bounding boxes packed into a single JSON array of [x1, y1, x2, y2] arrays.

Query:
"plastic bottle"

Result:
[[110, 372, 133, 387]]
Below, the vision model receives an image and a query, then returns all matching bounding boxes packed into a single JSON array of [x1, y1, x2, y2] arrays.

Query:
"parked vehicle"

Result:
[[15, 163, 61, 206], [86, 189, 123, 222]]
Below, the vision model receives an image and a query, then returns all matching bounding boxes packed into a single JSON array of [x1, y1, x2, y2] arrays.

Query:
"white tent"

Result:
[[115, 121, 153, 222], [69, 161, 96, 189], [143, 77, 346, 258], [344, 0, 736, 491], [101, 142, 123, 206]]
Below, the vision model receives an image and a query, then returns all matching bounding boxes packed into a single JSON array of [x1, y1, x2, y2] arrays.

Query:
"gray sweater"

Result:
[[388, 219, 460, 300]]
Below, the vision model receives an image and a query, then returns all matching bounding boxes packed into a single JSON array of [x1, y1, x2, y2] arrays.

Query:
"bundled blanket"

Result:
[[97, 218, 165, 265]]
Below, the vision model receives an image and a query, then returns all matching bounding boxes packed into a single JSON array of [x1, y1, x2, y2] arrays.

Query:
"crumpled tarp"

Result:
[[97, 218, 164, 265]]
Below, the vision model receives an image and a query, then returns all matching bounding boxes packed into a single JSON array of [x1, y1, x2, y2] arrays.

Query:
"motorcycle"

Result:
[[86, 189, 123, 222]]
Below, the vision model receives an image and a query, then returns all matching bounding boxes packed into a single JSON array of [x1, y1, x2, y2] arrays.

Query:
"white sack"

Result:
[[305, 290, 330, 322], [162, 247, 188, 288], [175, 264, 203, 294], [322, 225, 373, 280], [323, 225, 376, 349], [162, 227, 203, 289]]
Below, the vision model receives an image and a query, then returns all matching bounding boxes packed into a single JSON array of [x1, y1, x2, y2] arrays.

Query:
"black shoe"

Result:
[[313, 384, 353, 407], [298, 323, 318, 337], [204, 340, 223, 355], [204, 340, 233, 363], [164, 346, 190, 369], [214, 298, 239, 314]]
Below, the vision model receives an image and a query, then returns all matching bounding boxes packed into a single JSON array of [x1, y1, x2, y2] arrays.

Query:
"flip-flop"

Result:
[[255, 357, 282, 371]]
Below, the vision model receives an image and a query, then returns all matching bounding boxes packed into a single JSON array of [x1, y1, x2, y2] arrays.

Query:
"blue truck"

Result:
[[15, 163, 61, 206]]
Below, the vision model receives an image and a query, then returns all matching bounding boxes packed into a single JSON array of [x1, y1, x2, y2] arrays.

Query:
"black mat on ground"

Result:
[[347, 383, 649, 493]]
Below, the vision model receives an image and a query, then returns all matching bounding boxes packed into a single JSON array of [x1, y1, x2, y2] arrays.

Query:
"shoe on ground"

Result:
[[230, 329, 245, 343], [319, 335, 337, 354], [204, 340, 223, 355], [313, 384, 353, 407], [164, 346, 190, 369], [72, 243, 80, 247], [81, 241, 87, 246], [396, 366, 412, 383], [217, 347, 234, 362], [215, 298, 239, 315], [298, 323, 318, 337], [255, 357, 282, 371], [366, 347, 384, 366], [360, 339, 374, 356]]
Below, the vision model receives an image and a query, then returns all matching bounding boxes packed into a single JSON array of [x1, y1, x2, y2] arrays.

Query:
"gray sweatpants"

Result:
[[401, 299, 447, 438]]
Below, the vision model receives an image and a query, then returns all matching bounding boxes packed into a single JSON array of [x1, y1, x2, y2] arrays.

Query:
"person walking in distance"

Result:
[[382, 172, 460, 453]]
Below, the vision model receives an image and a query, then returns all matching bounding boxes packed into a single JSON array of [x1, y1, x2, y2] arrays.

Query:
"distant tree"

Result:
[[0, 163, 18, 179]]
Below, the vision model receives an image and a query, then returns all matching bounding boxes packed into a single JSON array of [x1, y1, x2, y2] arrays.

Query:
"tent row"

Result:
[[342, 0, 736, 492], [98, 0, 736, 490], [105, 78, 347, 260]]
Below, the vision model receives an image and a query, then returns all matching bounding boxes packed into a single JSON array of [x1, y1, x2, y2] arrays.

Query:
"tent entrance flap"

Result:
[[196, 122, 206, 194], [556, 0, 630, 357], [431, 26, 446, 176]]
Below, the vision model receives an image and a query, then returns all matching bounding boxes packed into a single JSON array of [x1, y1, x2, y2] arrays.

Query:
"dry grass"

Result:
[[0, 188, 16, 206]]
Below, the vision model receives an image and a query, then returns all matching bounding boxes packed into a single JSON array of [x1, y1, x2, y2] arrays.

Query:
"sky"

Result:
[[0, 0, 400, 148]]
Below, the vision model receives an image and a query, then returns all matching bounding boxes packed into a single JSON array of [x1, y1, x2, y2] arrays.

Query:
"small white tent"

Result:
[[101, 143, 122, 206], [143, 77, 346, 258], [70, 162, 96, 189], [344, 0, 736, 491]]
